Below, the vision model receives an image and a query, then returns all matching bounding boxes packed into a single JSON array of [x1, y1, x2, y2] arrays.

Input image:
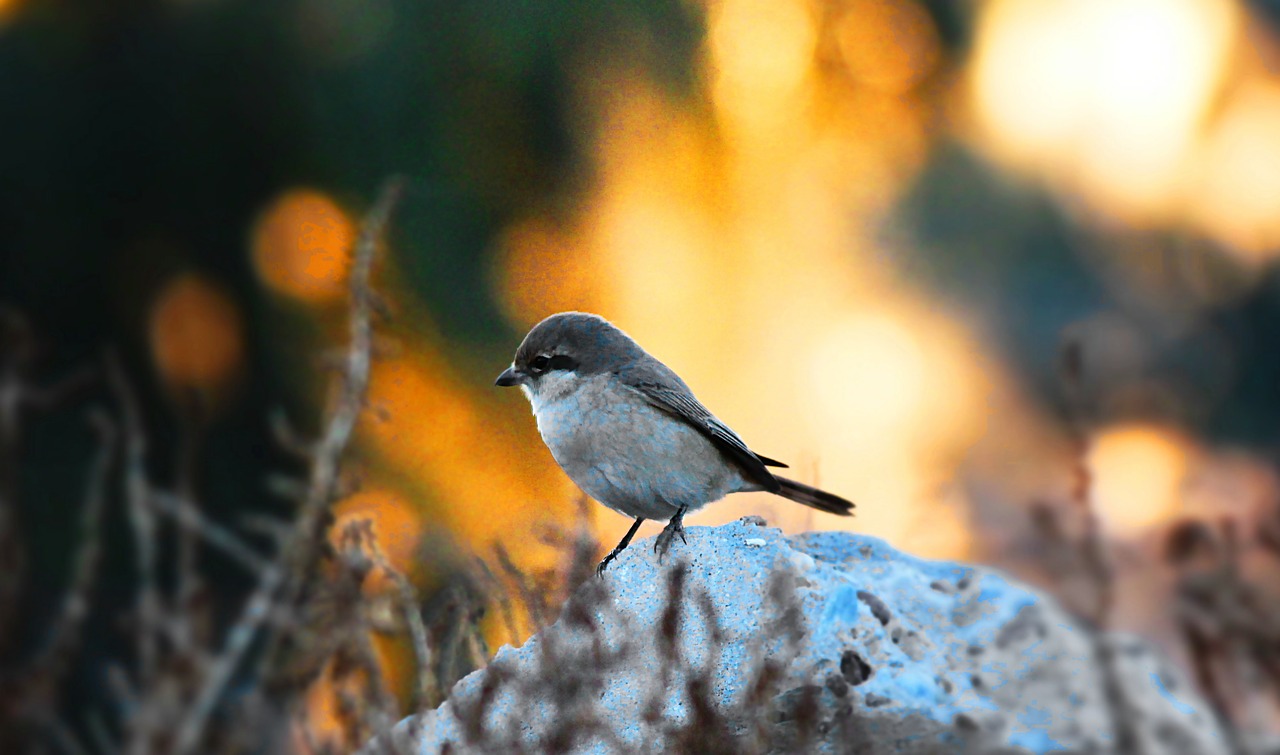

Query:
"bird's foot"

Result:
[[595, 552, 619, 577], [654, 506, 688, 563], [596, 516, 645, 578]]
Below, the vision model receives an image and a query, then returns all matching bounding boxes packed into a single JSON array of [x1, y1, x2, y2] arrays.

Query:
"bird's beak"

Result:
[[494, 366, 523, 387]]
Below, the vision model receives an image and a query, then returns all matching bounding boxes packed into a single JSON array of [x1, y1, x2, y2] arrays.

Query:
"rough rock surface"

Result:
[[381, 518, 1225, 754]]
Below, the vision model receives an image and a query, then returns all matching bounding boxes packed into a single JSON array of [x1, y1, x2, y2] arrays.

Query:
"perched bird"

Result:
[[495, 312, 854, 574]]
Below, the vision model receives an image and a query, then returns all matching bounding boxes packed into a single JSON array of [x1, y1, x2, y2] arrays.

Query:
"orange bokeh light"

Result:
[[361, 352, 575, 568], [357, 348, 585, 646], [493, 217, 605, 328], [1191, 79, 1280, 260], [252, 189, 357, 303], [298, 493, 425, 751], [298, 634, 414, 754], [710, 0, 817, 138], [330, 488, 423, 591], [1088, 424, 1192, 537], [149, 273, 244, 401], [490, 25, 977, 561], [805, 312, 930, 449], [969, 0, 1238, 220], [836, 0, 940, 94]]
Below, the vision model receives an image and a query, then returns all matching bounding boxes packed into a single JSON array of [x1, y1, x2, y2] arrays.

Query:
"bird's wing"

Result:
[[625, 379, 784, 491]]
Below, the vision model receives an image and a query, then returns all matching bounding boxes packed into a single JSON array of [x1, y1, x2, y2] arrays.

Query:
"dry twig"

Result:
[[367, 537, 440, 711], [173, 177, 406, 754], [0, 409, 115, 734], [1057, 338, 1140, 755]]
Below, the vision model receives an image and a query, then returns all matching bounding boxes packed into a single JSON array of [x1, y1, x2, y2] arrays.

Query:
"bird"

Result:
[[495, 312, 854, 575]]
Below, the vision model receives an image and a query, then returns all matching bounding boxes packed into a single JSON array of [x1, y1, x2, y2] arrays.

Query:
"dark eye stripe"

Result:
[[547, 355, 577, 371]]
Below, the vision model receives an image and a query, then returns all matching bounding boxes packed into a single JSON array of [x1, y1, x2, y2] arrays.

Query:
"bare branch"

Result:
[[149, 491, 270, 575], [368, 541, 439, 710], [285, 175, 406, 584], [269, 408, 317, 459], [104, 353, 162, 755], [172, 177, 406, 755], [0, 312, 97, 655], [0, 409, 115, 726], [1056, 336, 1139, 754], [31, 409, 115, 672]]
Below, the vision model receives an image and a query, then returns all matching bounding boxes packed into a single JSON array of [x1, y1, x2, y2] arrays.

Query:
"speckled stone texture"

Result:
[[379, 518, 1225, 754]]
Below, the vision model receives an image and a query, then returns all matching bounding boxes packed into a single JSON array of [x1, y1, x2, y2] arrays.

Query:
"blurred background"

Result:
[[5, 0, 1280, 747]]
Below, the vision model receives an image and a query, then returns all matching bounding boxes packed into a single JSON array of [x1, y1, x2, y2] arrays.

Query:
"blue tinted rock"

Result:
[[379, 518, 1224, 754]]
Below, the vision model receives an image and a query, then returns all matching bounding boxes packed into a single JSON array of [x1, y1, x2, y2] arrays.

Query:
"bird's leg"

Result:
[[597, 516, 645, 577], [654, 505, 688, 563]]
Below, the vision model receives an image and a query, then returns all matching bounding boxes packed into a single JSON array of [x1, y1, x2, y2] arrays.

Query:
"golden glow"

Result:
[[357, 348, 580, 646], [1088, 424, 1191, 536], [330, 489, 423, 592], [795, 307, 985, 548], [302, 489, 422, 736], [301, 487, 421, 748], [1191, 80, 1280, 259], [493, 218, 604, 328], [149, 274, 244, 400], [298, 638, 412, 754], [267, 0, 1280, 738], [806, 312, 927, 446], [836, 0, 940, 94], [970, 0, 1237, 218], [595, 189, 719, 339], [970, 0, 1080, 161], [509, 70, 981, 557], [710, 0, 817, 136], [483, 17, 974, 558], [252, 189, 357, 303], [361, 352, 573, 567]]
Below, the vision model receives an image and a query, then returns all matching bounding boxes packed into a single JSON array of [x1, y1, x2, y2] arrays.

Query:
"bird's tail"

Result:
[[772, 476, 855, 516]]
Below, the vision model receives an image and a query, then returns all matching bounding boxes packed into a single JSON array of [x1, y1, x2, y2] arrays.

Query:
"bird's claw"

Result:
[[594, 556, 613, 578], [654, 506, 688, 564]]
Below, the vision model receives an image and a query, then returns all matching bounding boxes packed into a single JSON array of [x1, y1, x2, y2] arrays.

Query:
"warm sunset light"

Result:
[[1089, 424, 1192, 536], [970, 0, 1238, 219], [795, 308, 983, 555], [299, 639, 414, 754], [806, 312, 928, 448], [303, 489, 424, 748], [20, 0, 1280, 749], [1192, 80, 1280, 260], [493, 217, 604, 327], [330, 489, 423, 592], [361, 352, 575, 568], [835, 0, 940, 94], [710, 0, 816, 137], [149, 273, 244, 402], [485, 16, 983, 563], [252, 188, 357, 303]]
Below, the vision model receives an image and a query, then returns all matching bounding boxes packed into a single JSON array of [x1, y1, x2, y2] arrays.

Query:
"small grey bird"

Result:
[[495, 312, 854, 574]]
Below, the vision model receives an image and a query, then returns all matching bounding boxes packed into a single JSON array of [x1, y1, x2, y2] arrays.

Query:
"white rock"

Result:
[[376, 519, 1226, 754]]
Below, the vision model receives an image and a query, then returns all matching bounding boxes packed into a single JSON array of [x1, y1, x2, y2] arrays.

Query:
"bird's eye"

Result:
[[530, 355, 550, 373]]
